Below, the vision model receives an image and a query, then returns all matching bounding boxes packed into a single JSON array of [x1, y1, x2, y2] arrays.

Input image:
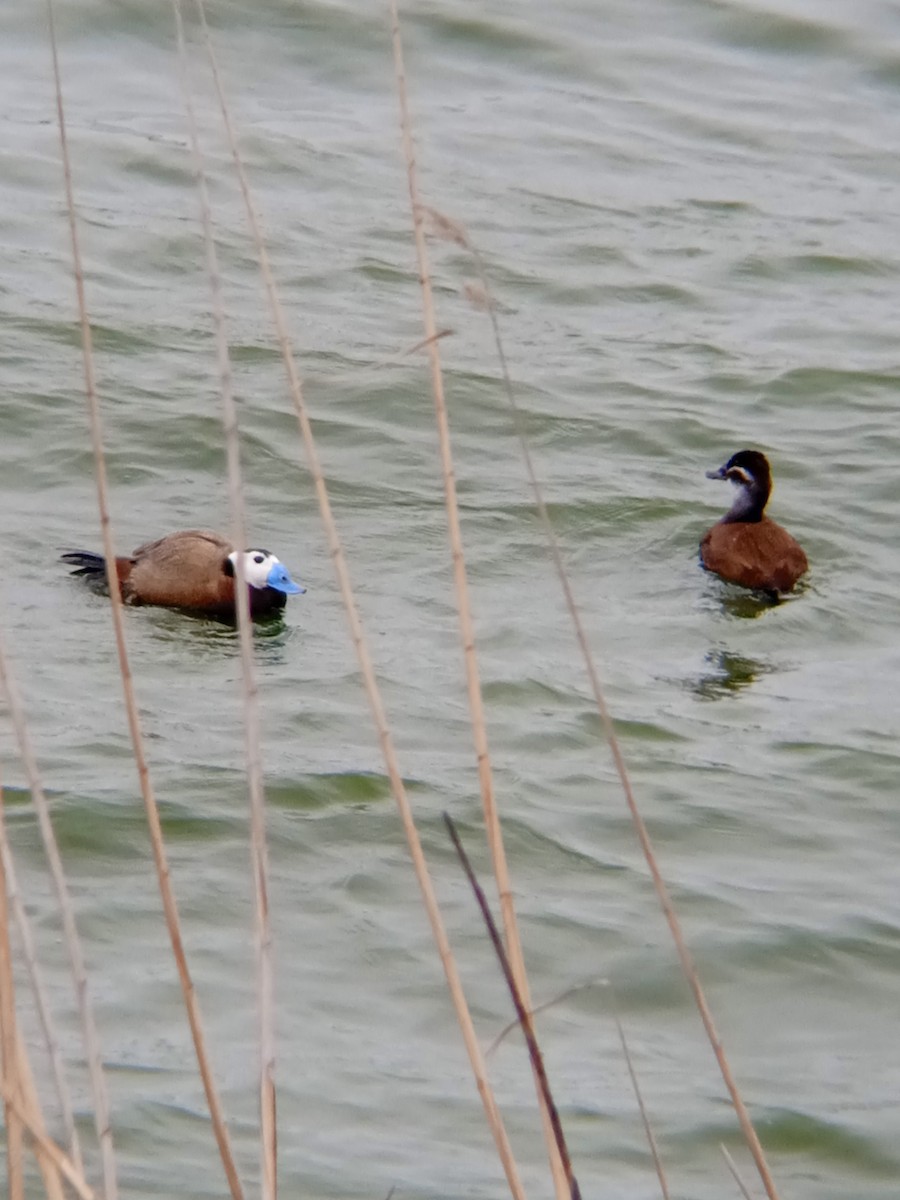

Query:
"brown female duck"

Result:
[[700, 450, 808, 595], [62, 529, 304, 618]]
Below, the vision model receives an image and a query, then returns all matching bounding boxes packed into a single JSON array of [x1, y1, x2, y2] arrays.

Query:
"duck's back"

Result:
[[700, 517, 808, 593], [126, 530, 234, 610]]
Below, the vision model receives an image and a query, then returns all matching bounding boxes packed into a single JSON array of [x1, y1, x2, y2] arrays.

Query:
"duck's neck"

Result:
[[722, 481, 768, 524]]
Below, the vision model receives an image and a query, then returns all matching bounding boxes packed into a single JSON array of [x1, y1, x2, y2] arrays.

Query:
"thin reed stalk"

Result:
[[173, 5, 275, 1196], [193, 6, 527, 1196], [431, 215, 781, 1200], [11, 1035, 67, 1200], [388, 1, 523, 988], [613, 1012, 671, 1200], [0, 619, 114, 1200], [0, 789, 67, 1200], [487, 981, 672, 1199], [0, 773, 68, 1200], [0, 786, 25, 1200], [487, 980, 606, 1059], [47, 4, 244, 1197], [445, 814, 581, 1200], [721, 1144, 756, 1200], [0, 1071, 96, 1200], [387, 9, 569, 1199], [0, 779, 84, 1175]]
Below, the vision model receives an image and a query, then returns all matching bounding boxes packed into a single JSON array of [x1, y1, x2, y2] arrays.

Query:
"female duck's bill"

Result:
[[700, 450, 808, 596], [62, 529, 306, 619]]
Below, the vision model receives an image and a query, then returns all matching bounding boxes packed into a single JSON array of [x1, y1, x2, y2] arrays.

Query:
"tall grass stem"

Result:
[[174, 4, 275, 1195], [0, 790, 25, 1200], [0, 768, 83, 1175], [0, 1073, 95, 1200], [388, 8, 568, 1197], [48, 3, 243, 1196], [0, 621, 113, 1199], [444, 220, 781, 1200], [445, 814, 581, 1200], [613, 1011, 671, 1200], [193, 4, 527, 1194]]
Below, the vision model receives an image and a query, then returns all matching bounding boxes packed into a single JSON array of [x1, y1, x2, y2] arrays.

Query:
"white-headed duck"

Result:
[[700, 450, 808, 595], [62, 529, 305, 618]]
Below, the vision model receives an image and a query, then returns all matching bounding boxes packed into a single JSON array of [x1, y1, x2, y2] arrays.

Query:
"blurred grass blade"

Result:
[[173, 4, 274, 1196], [427, 205, 782, 1200], [444, 813, 582, 1200], [0, 766, 83, 1177], [192, 4, 528, 1194], [388, 6, 568, 1195]]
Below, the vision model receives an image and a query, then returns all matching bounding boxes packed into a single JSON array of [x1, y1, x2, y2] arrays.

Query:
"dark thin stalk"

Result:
[[613, 1011, 671, 1200], [192, 7, 527, 1196], [444, 813, 581, 1200], [389, 11, 567, 1194], [423, 204, 781, 1200]]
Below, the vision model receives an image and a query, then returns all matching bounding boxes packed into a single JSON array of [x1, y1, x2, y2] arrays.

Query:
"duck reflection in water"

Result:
[[692, 649, 772, 700]]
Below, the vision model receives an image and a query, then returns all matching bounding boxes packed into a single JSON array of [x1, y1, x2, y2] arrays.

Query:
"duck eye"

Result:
[[253, 554, 265, 564]]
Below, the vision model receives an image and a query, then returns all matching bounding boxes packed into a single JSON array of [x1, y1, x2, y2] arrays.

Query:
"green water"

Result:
[[2, 1, 899, 1197]]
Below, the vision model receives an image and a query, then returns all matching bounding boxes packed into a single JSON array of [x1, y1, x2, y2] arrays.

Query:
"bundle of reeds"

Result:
[[0, 4, 780, 1199]]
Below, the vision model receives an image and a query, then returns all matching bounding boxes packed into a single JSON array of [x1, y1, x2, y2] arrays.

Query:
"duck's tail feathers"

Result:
[[61, 550, 107, 577]]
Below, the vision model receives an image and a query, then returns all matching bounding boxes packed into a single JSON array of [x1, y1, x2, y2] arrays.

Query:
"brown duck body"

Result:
[[63, 530, 302, 618], [700, 517, 808, 594], [700, 450, 808, 595]]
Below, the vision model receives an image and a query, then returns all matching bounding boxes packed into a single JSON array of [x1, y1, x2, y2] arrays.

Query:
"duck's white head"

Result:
[[227, 549, 305, 594]]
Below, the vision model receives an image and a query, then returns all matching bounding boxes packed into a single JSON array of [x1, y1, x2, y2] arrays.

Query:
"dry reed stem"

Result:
[[0, 772, 84, 1176], [192, 5, 526, 1196], [173, 4, 275, 1196], [486, 981, 672, 1200], [1, 1069, 96, 1200], [371, 328, 454, 370], [0, 840, 66, 1200], [387, 10, 569, 1199], [613, 1012, 671, 1200], [486, 979, 606, 1058], [314, 329, 454, 391], [11, 1034, 68, 1200], [436, 214, 781, 1200], [0, 619, 114, 1200], [389, 2, 524, 987], [0, 790, 25, 1200], [0, 773, 69, 1200], [720, 1144, 757, 1200], [446, 814, 582, 1200], [47, 4, 246, 1198]]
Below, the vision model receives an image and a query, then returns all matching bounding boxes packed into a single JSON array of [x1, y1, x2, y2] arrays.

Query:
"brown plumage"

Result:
[[700, 450, 808, 595], [62, 529, 304, 619]]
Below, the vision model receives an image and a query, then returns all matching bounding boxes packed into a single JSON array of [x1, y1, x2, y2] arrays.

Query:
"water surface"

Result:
[[2, 2, 899, 1197]]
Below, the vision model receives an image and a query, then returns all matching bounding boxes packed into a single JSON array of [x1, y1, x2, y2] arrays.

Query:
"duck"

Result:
[[62, 529, 305, 619], [700, 450, 808, 595]]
